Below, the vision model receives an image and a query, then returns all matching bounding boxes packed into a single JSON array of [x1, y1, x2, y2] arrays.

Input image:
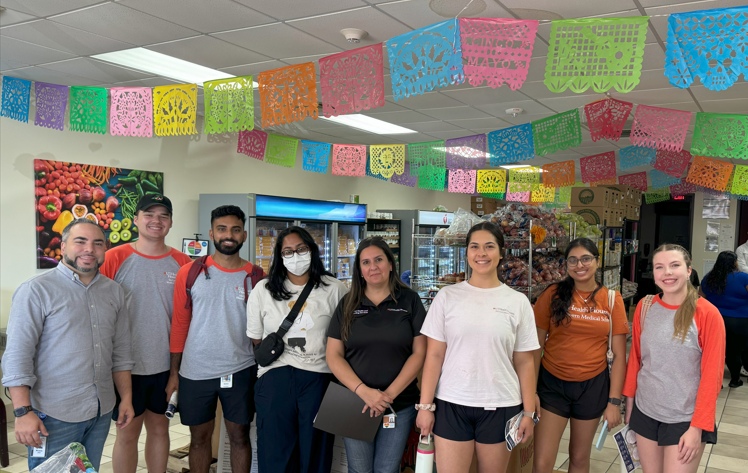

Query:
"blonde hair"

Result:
[[652, 244, 698, 342]]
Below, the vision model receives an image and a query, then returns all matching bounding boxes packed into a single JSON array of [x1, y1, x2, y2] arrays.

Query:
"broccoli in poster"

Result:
[[34, 159, 164, 268]]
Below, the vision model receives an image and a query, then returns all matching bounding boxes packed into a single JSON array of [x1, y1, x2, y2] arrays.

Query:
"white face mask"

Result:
[[283, 252, 312, 277]]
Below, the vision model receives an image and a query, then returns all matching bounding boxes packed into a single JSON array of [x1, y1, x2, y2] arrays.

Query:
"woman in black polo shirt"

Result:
[[327, 237, 427, 473]]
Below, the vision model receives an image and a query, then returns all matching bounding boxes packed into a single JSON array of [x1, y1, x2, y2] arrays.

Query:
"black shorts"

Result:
[[178, 365, 257, 426], [433, 398, 522, 444], [537, 364, 609, 421], [113, 370, 171, 420], [629, 402, 717, 446]]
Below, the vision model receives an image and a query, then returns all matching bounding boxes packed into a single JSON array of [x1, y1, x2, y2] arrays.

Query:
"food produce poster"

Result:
[[34, 159, 164, 269]]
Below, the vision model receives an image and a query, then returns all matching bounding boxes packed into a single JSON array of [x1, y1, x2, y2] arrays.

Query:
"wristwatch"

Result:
[[415, 403, 436, 412], [608, 397, 622, 406], [13, 405, 33, 418]]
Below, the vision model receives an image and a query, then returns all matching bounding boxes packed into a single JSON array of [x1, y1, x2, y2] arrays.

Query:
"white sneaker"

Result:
[[741, 367, 748, 377]]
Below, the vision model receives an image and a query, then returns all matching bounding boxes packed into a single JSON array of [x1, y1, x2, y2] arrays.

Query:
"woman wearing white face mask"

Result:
[[247, 226, 348, 473]]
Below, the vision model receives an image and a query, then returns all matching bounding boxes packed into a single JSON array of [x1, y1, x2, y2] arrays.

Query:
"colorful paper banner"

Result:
[[153, 84, 197, 136], [476, 169, 507, 194], [690, 112, 748, 159], [1, 76, 31, 123], [459, 18, 538, 90], [630, 105, 692, 152], [580, 151, 617, 183], [686, 155, 734, 191], [542, 160, 576, 188], [532, 109, 582, 156], [447, 169, 476, 193], [369, 144, 406, 179], [259, 63, 318, 127], [387, 19, 464, 101], [487, 124, 534, 165], [332, 144, 367, 177], [319, 44, 385, 117], [584, 98, 633, 142], [544, 17, 649, 93], [301, 140, 331, 174], [204, 76, 254, 134], [665, 7, 748, 91], [237, 129, 268, 160], [445, 134, 487, 170], [110, 87, 153, 137]]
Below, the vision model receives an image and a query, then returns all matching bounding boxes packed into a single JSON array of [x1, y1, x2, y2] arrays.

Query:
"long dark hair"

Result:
[[266, 226, 333, 301], [550, 238, 601, 326], [703, 250, 737, 295], [340, 237, 406, 340], [466, 221, 505, 279]]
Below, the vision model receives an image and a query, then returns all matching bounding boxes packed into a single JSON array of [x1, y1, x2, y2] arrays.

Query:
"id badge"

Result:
[[220, 374, 233, 388], [382, 413, 396, 429], [31, 436, 47, 458]]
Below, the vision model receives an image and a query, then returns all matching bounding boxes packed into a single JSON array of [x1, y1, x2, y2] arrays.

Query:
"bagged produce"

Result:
[[556, 212, 602, 239], [436, 208, 484, 245], [31, 442, 97, 472], [489, 204, 567, 248]]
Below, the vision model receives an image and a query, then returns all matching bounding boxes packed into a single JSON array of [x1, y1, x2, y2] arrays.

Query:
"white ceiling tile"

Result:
[[537, 93, 606, 113], [0, 0, 104, 17], [119, 0, 274, 34], [690, 82, 748, 102], [420, 106, 492, 121], [498, 112, 554, 126], [2, 65, 102, 86], [620, 86, 695, 105], [1, 20, 133, 55], [377, 0, 512, 29], [441, 86, 530, 106], [445, 117, 512, 130], [219, 60, 288, 77], [365, 109, 435, 123], [288, 7, 410, 48], [49, 3, 199, 45], [372, 100, 408, 113], [0, 36, 75, 70], [502, 0, 640, 21], [38, 58, 153, 84], [648, 101, 702, 112], [384, 91, 465, 110], [147, 36, 270, 70], [213, 23, 340, 60], [0, 8, 37, 26], [475, 99, 555, 117], [407, 121, 465, 133], [424, 130, 478, 140], [699, 98, 748, 114], [109, 77, 180, 88], [235, 0, 367, 21]]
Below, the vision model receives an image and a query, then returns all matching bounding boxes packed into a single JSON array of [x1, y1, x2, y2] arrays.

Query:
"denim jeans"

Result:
[[27, 410, 112, 471], [344, 406, 417, 473]]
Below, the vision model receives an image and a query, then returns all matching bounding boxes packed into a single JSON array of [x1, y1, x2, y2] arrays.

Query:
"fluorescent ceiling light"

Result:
[[94, 48, 414, 135], [92, 47, 257, 87], [321, 114, 417, 135]]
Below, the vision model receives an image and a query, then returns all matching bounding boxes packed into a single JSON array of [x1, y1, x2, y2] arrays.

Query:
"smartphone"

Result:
[[595, 420, 609, 450]]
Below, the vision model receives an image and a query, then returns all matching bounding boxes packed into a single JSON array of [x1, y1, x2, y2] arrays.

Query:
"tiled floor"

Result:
[[2, 381, 747, 473]]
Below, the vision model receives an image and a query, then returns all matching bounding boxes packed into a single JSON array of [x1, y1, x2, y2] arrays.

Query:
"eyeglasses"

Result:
[[281, 246, 310, 259], [566, 255, 597, 266]]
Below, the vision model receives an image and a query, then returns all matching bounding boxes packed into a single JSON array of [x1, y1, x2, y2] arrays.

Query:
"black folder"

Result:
[[313, 382, 382, 442]]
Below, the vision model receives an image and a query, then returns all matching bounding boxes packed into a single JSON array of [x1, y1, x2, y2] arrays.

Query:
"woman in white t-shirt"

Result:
[[416, 221, 540, 473], [247, 226, 348, 473]]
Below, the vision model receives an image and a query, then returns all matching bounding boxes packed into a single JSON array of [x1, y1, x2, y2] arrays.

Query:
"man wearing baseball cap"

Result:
[[101, 194, 193, 473]]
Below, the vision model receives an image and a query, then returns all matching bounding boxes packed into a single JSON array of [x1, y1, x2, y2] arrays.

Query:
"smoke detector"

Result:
[[340, 28, 368, 43], [506, 108, 524, 118]]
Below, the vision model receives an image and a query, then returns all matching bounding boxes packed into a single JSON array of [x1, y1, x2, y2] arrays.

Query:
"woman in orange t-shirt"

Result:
[[532, 238, 629, 473]]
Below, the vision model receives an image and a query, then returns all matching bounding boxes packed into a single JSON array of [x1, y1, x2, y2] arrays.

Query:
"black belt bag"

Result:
[[254, 280, 314, 367]]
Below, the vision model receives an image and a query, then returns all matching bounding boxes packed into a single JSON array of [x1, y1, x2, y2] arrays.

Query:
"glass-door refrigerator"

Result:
[[198, 194, 366, 283], [376, 210, 454, 274]]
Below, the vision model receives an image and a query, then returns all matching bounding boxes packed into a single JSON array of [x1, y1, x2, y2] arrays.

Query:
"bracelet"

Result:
[[415, 403, 436, 412], [353, 382, 364, 393]]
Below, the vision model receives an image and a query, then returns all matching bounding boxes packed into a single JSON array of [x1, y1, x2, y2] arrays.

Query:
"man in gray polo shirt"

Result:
[[2, 219, 134, 470]]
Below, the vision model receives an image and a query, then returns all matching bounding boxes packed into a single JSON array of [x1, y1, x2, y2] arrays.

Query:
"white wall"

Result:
[[690, 192, 739, 277], [0, 117, 470, 327]]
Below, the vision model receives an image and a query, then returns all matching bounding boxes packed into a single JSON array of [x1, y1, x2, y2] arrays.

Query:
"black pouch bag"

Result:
[[255, 280, 314, 367]]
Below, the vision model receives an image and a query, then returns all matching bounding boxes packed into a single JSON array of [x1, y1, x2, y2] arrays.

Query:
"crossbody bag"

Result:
[[255, 280, 315, 367]]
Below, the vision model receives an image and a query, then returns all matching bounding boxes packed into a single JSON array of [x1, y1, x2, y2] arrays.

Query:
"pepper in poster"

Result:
[[34, 159, 164, 268]]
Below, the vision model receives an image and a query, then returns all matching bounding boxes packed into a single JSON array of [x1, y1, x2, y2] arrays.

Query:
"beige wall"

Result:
[[0, 117, 470, 327]]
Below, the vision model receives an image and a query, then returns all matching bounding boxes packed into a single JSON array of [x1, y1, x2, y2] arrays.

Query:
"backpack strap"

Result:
[[639, 294, 656, 332], [243, 265, 266, 303], [184, 256, 209, 310], [606, 289, 615, 367]]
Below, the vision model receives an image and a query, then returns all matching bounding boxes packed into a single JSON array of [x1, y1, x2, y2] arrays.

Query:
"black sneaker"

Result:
[[729, 379, 744, 388]]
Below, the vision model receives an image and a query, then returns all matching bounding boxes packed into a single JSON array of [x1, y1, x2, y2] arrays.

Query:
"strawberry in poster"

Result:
[[34, 159, 164, 268]]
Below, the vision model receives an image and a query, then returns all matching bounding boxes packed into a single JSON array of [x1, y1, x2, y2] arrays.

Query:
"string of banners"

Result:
[[1, 6, 745, 135]]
